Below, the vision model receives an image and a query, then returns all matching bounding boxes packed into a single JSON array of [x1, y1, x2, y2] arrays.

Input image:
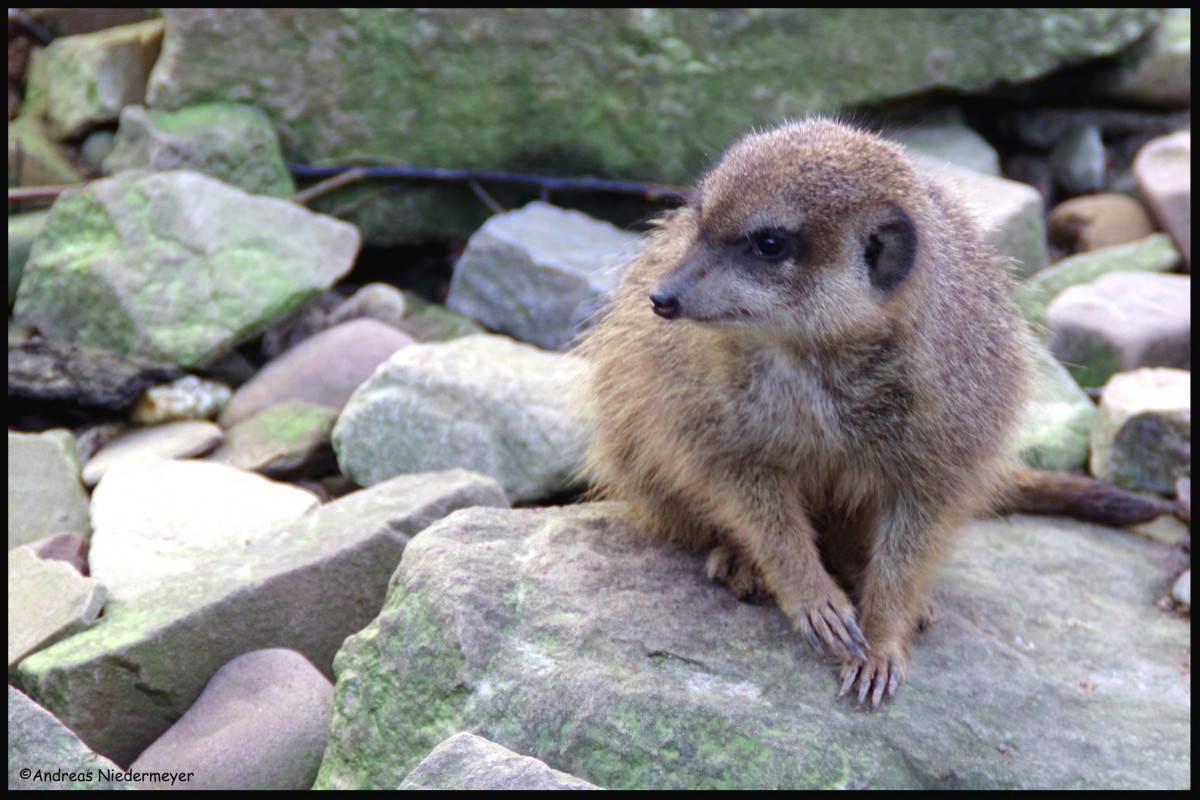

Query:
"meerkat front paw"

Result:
[[838, 650, 906, 709], [788, 592, 870, 661]]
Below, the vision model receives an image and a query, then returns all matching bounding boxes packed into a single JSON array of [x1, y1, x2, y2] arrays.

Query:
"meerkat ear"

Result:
[[863, 207, 917, 292]]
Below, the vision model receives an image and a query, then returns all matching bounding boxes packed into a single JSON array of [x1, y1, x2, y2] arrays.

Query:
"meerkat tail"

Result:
[[996, 468, 1180, 527]]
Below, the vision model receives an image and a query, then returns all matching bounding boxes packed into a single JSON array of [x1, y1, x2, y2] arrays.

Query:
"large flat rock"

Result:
[[318, 504, 1189, 790]]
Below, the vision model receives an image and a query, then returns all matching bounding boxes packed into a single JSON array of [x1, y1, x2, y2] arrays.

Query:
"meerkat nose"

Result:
[[649, 293, 681, 319]]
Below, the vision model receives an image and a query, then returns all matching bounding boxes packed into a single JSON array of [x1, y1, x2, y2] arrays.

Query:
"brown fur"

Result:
[[999, 467, 1179, 526], [578, 119, 1031, 706]]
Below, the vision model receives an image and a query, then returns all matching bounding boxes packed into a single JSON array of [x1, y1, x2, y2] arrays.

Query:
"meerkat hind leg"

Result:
[[705, 542, 770, 602]]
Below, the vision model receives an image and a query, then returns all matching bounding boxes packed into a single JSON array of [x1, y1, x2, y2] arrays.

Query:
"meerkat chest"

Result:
[[725, 347, 847, 457], [716, 339, 913, 468]]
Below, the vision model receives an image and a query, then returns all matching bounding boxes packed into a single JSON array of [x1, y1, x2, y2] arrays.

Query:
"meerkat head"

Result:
[[649, 119, 927, 345]]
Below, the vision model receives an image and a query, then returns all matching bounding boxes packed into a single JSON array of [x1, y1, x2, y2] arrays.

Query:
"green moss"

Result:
[[1014, 234, 1180, 325], [558, 700, 828, 790], [13, 192, 140, 354], [317, 591, 473, 789]]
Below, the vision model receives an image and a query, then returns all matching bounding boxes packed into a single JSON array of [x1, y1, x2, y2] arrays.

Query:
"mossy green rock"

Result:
[[12, 170, 359, 368], [1091, 368, 1191, 494], [146, 9, 1160, 241], [104, 103, 294, 196], [8, 429, 92, 549], [8, 211, 49, 308], [317, 504, 1189, 789], [8, 115, 85, 187], [1014, 234, 1181, 327], [8, 687, 127, 790], [26, 19, 165, 140], [1014, 343, 1096, 472]]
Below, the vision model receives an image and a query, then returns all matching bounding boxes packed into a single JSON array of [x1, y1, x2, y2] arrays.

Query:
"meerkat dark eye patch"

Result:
[[864, 208, 917, 292], [746, 229, 804, 263]]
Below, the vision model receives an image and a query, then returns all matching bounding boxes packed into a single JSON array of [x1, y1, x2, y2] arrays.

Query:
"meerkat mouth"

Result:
[[649, 301, 757, 325]]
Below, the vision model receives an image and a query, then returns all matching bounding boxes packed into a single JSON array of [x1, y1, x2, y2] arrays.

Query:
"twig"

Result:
[[290, 167, 368, 205], [290, 164, 687, 204], [8, 165, 688, 209], [7, 185, 78, 203], [466, 178, 505, 215], [8, 9, 55, 45]]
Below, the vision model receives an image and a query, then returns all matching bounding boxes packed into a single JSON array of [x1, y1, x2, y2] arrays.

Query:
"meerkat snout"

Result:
[[649, 293, 680, 319]]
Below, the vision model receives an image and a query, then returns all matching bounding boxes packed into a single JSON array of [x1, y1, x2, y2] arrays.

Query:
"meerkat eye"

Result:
[[747, 230, 791, 262]]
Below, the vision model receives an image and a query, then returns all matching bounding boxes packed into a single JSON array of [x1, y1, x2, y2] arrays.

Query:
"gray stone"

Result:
[[8, 211, 49, 308], [104, 104, 294, 197], [81, 421, 223, 487], [79, 129, 117, 174], [8, 686, 126, 790], [17, 469, 507, 765], [911, 154, 1047, 277], [334, 334, 587, 503], [1091, 368, 1190, 494], [74, 422, 131, 466], [399, 733, 600, 790], [145, 9, 1160, 242], [131, 649, 332, 790], [8, 547, 106, 668], [1049, 125, 1106, 196], [1128, 515, 1190, 547], [397, 292, 486, 342], [328, 282, 408, 330], [8, 430, 92, 550], [221, 318, 414, 427], [208, 401, 337, 478], [8, 326, 184, 412], [12, 170, 360, 368], [1013, 343, 1096, 472], [888, 118, 1000, 176], [129, 375, 232, 424], [1014, 234, 1181, 326], [24, 531, 90, 575], [1098, 9, 1191, 108], [316, 504, 1189, 789], [1047, 193, 1156, 256], [26, 20, 164, 140], [7, 115, 85, 187], [1133, 130, 1190, 269], [1044, 272, 1190, 388], [447, 202, 641, 351], [89, 458, 319, 607]]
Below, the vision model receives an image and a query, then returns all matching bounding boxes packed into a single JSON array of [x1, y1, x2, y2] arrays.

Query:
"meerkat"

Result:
[[578, 118, 1033, 708]]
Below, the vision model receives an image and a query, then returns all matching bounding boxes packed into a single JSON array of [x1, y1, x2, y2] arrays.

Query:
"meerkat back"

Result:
[[579, 118, 1030, 706]]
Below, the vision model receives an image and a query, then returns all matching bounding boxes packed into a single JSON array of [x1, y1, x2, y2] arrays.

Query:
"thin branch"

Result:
[[7, 185, 78, 203], [8, 9, 56, 45], [466, 178, 505, 215], [290, 164, 687, 204], [290, 167, 369, 205], [8, 165, 688, 208]]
